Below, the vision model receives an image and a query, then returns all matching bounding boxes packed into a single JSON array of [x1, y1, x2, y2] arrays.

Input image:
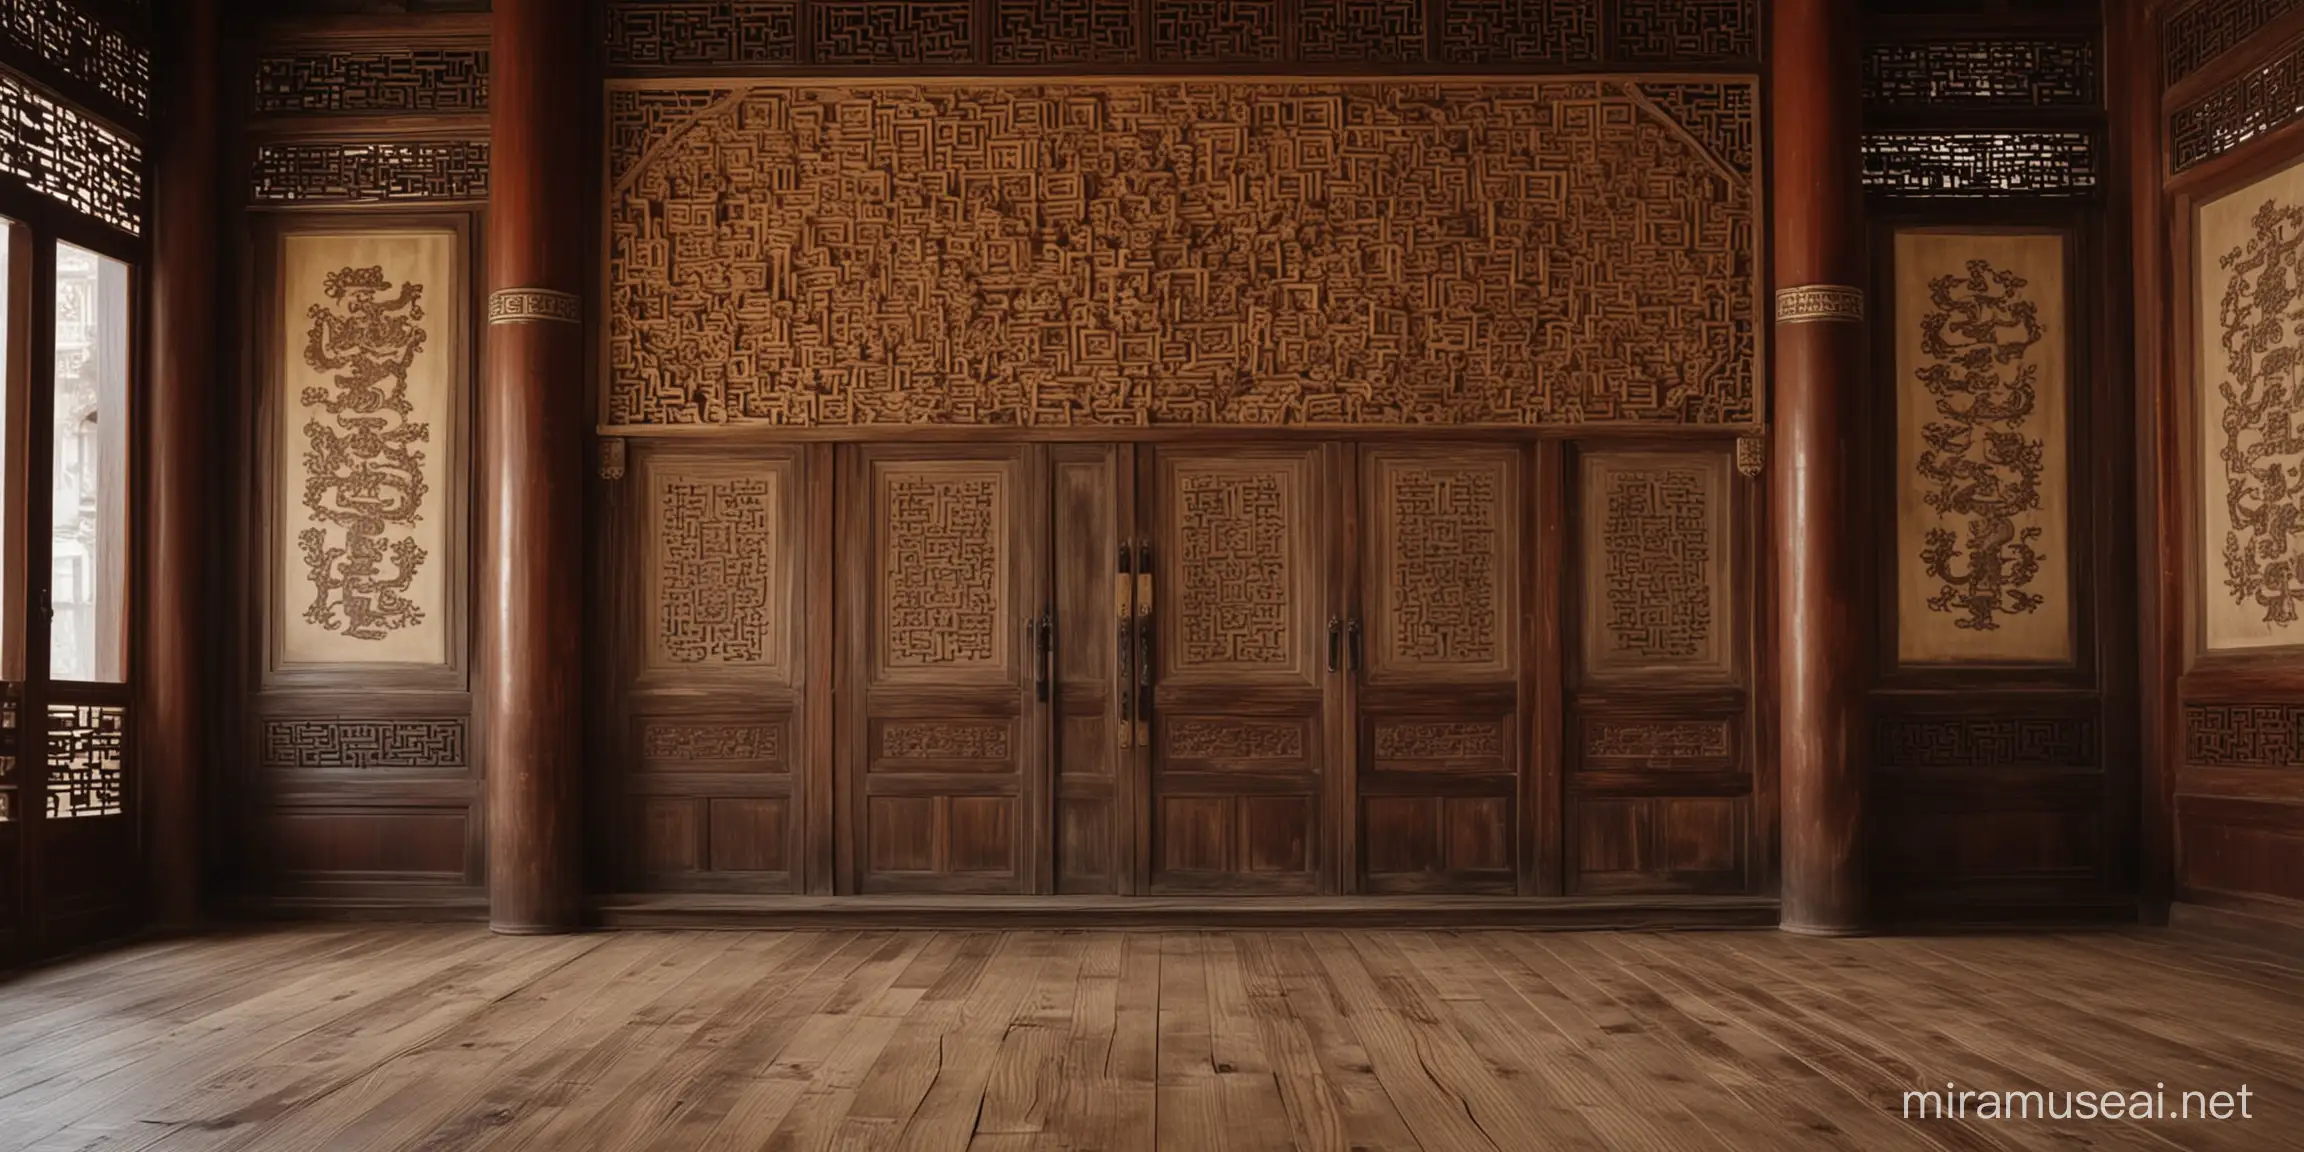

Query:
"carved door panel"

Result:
[[1352, 445, 1525, 894], [620, 445, 813, 894], [840, 446, 1047, 894], [1143, 446, 1333, 894]]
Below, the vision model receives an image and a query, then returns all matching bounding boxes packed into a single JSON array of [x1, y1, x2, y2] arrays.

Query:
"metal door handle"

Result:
[[1346, 618, 1364, 673], [1032, 613, 1053, 702], [1327, 617, 1342, 673]]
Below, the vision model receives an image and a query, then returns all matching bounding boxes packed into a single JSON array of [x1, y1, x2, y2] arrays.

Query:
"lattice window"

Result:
[[994, 0, 1138, 64], [1298, 0, 1424, 63], [0, 68, 141, 234], [2171, 36, 2304, 172], [1861, 131, 2100, 197], [1612, 0, 1758, 63], [249, 141, 488, 204], [253, 48, 488, 114], [1439, 0, 1602, 64], [814, 0, 974, 64], [0, 0, 150, 120], [1152, 0, 1284, 63], [603, 1, 801, 67], [1865, 39, 2099, 107], [2167, 0, 2304, 87], [45, 702, 123, 819]]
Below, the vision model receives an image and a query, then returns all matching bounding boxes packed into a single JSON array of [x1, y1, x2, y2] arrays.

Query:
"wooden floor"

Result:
[[1, 927, 2299, 1151]]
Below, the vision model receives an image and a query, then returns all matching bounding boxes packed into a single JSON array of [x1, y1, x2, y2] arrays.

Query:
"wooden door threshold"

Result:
[[589, 893, 1781, 930]]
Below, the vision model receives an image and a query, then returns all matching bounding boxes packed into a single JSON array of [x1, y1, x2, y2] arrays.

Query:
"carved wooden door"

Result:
[[1349, 445, 1526, 894], [839, 445, 1048, 894], [1141, 445, 1335, 894]]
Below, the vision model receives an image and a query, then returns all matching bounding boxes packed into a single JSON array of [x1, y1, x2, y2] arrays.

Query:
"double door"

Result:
[[840, 441, 1528, 896]]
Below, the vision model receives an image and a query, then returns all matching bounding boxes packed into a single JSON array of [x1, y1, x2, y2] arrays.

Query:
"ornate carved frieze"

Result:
[[263, 719, 468, 770], [879, 721, 1013, 761], [1581, 718, 1733, 763], [1875, 716, 2097, 769], [1864, 39, 2097, 108], [1168, 718, 1305, 760], [251, 141, 488, 204], [46, 703, 125, 818], [2172, 35, 2304, 174], [2166, 0, 2304, 86], [604, 1, 801, 68], [642, 720, 782, 762], [2186, 704, 2304, 769], [0, 69, 142, 235], [1861, 132, 2100, 199], [1774, 285, 1865, 325], [0, 0, 150, 120], [606, 79, 1759, 428], [487, 288, 580, 325], [253, 48, 487, 114]]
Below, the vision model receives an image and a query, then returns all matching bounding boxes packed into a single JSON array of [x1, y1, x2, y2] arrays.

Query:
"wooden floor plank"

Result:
[[2, 925, 2299, 1152]]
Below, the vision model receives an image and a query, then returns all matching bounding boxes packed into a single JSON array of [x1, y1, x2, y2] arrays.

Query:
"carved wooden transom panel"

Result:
[[1580, 451, 1733, 680], [1367, 450, 1512, 676], [645, 457, 791, 675], [606, 79, 1759, 429], [1171, 461, 1299, 671], [876, 464, 1010, 675]]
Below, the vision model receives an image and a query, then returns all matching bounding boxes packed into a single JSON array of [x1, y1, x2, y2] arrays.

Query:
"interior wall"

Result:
[[2143, 0, 2304, 935]]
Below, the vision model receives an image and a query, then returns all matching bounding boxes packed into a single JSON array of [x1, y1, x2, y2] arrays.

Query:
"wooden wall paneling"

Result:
[[839, 444, 1047, 894], [1528, 440, 1567, 896], [1567, 445, 1751, 896], [1145, 444, 1329, 894], [1327, 441, 1359, 896], [1352, 443, 1522, 894], [1048, 442, 1123, 894], [805, 441, 835, 894], [616, 444, 810, 895]]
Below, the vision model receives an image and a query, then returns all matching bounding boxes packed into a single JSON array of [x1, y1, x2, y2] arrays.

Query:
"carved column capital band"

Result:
[[1773, 284, 1865, 324], [1736, 435, 1766, 479], [487, 287, 580, 325], [597, 436, 626, 481]]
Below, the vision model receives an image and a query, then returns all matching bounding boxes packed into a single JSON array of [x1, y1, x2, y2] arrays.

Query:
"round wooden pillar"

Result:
[[141, 0, 219, 931], [1771, 0, 1869, 936], [483, 0, 587, 934]]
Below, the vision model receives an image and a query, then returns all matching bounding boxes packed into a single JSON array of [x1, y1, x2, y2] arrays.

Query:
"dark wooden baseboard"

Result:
[[1878, 893, 2140, 933], [589, 893, 1782, 930], [2168, 892, 2304, 956], [246, 896, 490, 923]]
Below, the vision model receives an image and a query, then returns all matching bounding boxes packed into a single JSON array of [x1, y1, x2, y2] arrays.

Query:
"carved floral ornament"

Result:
[[2213, 196, 2304, 633]]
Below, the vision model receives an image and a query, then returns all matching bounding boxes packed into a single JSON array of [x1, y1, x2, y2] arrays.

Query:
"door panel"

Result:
[[1050, 444, 1127, 893], [841, 446, 1044, 894], [1355, 446, 1523, 894], [1146, 446, 1328, 894]]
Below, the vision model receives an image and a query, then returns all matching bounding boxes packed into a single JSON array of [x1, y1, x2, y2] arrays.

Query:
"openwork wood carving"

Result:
[[1912, 259, 2049, 633], [1176, 468, 1292, 667], [2166, 0, 2304, 86], [606, 79, 1759, 429], [299, 265, 432, 644], [0, 0, 150, 120], [2211, 195, 2304, 634], [251, 142, 488, 205], [657, 475, 776, 664], [263, 720, 467, 770], [1861, 132, 2099, 199], [45, 703, 124, 819], [1875, 716, 2096, 769], [882, 472, 1003, 668], [2173, 37, 2304, 173], [2186, 703, 2304, 769], [0, 69, 142, 235]]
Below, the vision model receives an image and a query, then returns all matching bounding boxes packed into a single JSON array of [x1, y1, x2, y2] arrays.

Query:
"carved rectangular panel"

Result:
[[1365, 449, 1514, 678], [1152, 0, 1283, 62], [993, 0, 1137, 64], [253, 49, 488, 114], [606, 79, 1759, 429], [0, 68, 142, 235], [1578, 715, 1735, 768], [1370, 720, 1507, 770], [2186, 704, 2304, 768], [45, 704, 124, 819], [1874, 715, 2098, 770], [1610, 0, 1757, 63], [2166, 0, 2304, 86], [1168, 456, 1305, 676], [2194, 157, 2304, 651], [873, 720, 1016, 769], [263, 719, 467, 770], [2172, 37, 2304, 173], [813, 0, 974, 64], [1892, 230, 2074, 665], [275, 229, 458, 668], [0, 0, 150, 120], [1861, 132, 2099, 199], [874, 463, 1011, 680], [1864, 40, 2097, 108], [644, 456, 794, 675], [603, 1, 801, 68], [1580, 451, 1733, 681], [1298, 0, 1424, 63], [637, 718, 785, 769], [251, 142, 488, 205], [1164, 717, 1311, 764]]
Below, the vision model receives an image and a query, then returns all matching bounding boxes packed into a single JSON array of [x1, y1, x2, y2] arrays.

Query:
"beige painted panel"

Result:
[[278, 230, 456, 667], [1892, 230, 2074, 665], [2196, 159, 2304, 652]]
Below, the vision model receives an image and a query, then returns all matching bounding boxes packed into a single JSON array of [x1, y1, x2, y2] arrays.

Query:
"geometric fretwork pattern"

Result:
[[2166, 0, 2303, 86], [814, 0, 973, 64], [606, 80, 1759, 428], [1861, 131, 2099, 199], [2187, 704, 2304, 769], [1864, 39, 2098, 108], [253, 49, 489, 114], [1875, 716, 2097, 769], [658, 476, 776, 664], [2172, 36, 2304, 173], [45, 703, 124, 819], [1298, 0, 1423, 63], [1152, 0, 1282, 62], [1600, 466, 1712, 660], [882, 474, 1002, 668], [0, 0, 150, 119], [604, 1, 801, 67], [250, 142, 488, 204], [0, 68, 143, 235], [262, 720, 468, 770], [993, 0, 1136, 63], [1388, 464, 1499, 664], [1439, 0, 1601, 64], [1177, 469, 1291, 667], [1612, 0, 1758, 62]]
